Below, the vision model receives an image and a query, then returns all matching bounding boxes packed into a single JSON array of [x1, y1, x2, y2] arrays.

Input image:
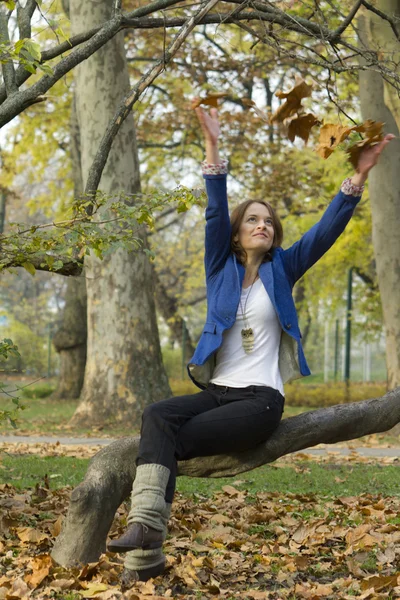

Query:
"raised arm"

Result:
[[283, 133, 395, 285], [195, 105, 232, 279]]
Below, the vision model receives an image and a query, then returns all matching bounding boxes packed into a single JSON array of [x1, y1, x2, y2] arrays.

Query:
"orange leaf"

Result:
[[16, 527, 49, 544], [49, 514, 63, 537], [288, 113, 321, 143], [25, 554, 52, 589], [191, 92, 228, 109], [271, 78, 312, 123], [347, 120, 384, 169]]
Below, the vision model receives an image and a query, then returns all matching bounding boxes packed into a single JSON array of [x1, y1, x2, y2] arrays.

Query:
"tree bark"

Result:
[[358, 5, 400, 389], [52, 92, 88, 400], [69, 0, 170, 427], [51, 387, 400, 567], [154, 270, 195, 360], [52, 275, 87, 399]]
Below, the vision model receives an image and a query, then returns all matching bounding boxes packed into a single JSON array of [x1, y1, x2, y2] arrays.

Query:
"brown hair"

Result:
[[230, 200, 283, 265]]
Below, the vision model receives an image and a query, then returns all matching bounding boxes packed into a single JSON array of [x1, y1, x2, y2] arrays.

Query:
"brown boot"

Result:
[[108, 522, 163, 553]]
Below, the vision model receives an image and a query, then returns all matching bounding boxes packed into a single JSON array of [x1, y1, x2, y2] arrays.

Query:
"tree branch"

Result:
[[330, 0, 363, 42], [52, 387, 400, 566], [83, 0, 221, 204], [362, 0, 400, 42], [4, 254, 83, 276], [0, 14, 124, 128], [0, 6, 18, 97], [16, 0, 38, 40], [354, 267, 378, 291], [0, 1, 399, 124]]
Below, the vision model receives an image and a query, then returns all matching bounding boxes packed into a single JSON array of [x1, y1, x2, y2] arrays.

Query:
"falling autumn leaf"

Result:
[[288, 113, 321, 143], [191, 92, 228, 109], [242, 98, 270, 123], [271, 78, 312, 123], [316, 123, 356, 159]]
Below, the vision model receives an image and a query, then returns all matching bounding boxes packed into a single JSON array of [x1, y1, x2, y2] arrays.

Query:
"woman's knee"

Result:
[[142, 398, 175, 424]]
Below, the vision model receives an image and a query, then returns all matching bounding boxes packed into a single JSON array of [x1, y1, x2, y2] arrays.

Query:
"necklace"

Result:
[[239, 274, 258, 353]]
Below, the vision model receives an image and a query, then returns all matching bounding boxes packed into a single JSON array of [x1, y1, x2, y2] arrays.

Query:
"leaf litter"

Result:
[[0, 457, 400, 600]]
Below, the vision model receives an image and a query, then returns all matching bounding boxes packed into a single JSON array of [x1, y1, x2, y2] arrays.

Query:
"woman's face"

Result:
[[235, 202, 274, 255]]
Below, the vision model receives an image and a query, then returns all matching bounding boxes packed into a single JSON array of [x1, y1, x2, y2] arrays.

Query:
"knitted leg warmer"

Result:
[[127, 463, 170, 532]]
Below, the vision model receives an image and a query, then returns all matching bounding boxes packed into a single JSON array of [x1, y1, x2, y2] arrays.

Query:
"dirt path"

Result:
[[1, 434, 400, 458]]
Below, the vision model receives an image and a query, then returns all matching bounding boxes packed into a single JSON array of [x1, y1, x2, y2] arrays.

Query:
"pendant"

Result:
[[241, 327, 254, 353]]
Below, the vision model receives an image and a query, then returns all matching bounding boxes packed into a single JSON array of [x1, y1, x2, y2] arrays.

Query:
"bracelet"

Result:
[[341, 177, 365, 197], [201, 159, 229, 175]]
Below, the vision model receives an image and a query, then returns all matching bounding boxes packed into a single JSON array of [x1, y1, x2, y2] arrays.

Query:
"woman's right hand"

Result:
[[195, 105, 220, 147]]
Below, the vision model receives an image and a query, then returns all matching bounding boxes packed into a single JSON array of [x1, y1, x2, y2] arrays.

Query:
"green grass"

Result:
[[1, 455, 399, 496], [177, 462, 400, 497], [1, 455, 89, 488], [0, 396, 79, 433]]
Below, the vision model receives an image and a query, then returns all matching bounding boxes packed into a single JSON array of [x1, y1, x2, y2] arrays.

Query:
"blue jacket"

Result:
[[187, 173, 361, 389]]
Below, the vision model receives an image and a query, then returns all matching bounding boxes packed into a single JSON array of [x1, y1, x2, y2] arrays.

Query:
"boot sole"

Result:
[[107, 540, 163, 553]]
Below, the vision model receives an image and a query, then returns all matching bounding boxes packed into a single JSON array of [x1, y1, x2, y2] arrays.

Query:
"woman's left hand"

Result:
[[357, 133, 395, 176]]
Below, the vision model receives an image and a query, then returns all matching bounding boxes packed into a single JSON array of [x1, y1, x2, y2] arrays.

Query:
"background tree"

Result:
[[68, 0, 171, 426], [358, 1, 400, 390], [0, 0, 398, 412]]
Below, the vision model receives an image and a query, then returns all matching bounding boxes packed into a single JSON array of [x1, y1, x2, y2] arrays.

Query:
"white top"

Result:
[[210, 279, 284, 395]]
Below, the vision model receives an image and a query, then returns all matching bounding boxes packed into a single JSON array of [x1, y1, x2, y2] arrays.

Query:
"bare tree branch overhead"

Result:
[[0, 0, 399, 130], [84, 0, 221, 204]]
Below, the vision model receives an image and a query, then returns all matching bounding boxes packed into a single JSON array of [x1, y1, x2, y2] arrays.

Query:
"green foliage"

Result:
[[0, 338, 20, 362], [1, 36, 53, 76], [21, 382, 55, 399], [168, 379, 387, 405], [162, 346, 183, 380], [0, 338, 25, 427], [0, 185, 206, 272], [169, 378, 199, 397], [285, 381, 387, 407], [0, 317, 49, 373]]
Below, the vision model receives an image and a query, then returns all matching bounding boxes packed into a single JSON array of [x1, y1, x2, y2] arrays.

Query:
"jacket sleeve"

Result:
[[282, 189, 361, 286], [204, 173, 232, 279]]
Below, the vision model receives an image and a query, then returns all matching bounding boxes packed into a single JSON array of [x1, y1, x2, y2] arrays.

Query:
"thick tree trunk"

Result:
[[52, 94, 87, 400], [154, 270, 195, 360], [358, 7, 400, 389], [51, 387, 400, 567], [69, 0, 171, 426], [52, 276, 87, 399]]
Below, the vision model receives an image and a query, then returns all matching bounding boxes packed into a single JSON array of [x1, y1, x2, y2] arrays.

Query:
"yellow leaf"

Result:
[[80, 581, 109, 597], [25, 554, 52, 589], [21, 262, 36, 276], [16, 527, 48, 544]]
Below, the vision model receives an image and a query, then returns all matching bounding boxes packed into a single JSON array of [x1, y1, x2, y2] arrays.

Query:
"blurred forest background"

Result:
[[0, 0, 398, 432]]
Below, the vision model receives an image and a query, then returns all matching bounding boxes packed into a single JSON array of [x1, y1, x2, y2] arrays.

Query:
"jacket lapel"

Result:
[[260, 261, 276, 311]]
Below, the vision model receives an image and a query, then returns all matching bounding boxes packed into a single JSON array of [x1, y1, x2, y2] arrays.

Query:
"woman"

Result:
[[108, 106, 394, 583]]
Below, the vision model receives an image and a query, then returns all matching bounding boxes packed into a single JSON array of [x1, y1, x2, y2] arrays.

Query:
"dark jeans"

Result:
[[137, 383, 285, 503]]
